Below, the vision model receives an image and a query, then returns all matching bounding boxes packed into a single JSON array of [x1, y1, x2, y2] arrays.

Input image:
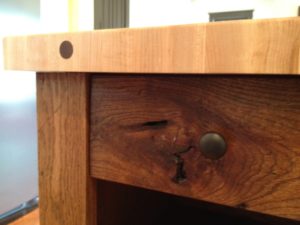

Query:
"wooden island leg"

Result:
[[36, 73, 97, 225]]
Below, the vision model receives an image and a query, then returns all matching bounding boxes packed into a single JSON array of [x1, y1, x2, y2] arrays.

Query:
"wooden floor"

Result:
[[9, 209, 39, 225]]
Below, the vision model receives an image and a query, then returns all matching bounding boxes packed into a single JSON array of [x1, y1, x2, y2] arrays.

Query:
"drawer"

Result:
[[90, 75, 300, 220]]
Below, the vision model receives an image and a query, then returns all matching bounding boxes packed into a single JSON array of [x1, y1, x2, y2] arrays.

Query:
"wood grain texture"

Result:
[[37, 73, 97, 225], [9, 209, 39, 225], [90, 75, 300, 221], [3, 18, 300, 74]]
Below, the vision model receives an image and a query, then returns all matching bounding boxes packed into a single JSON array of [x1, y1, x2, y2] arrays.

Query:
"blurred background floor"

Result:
[[9, 209, 39, 225]]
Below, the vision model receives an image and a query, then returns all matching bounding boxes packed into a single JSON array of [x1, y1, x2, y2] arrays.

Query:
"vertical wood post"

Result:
[[37, 73, 97, 225]]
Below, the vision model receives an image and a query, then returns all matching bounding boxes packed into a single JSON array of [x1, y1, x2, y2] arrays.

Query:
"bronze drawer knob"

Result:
[[200, 133, 227, 160]]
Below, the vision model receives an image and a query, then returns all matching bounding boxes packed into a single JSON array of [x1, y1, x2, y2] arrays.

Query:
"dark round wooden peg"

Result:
[[59, 40, 73, 59]]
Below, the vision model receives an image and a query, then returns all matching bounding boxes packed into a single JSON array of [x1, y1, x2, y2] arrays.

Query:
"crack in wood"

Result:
[[142, 120, 168, 127], [172, 146, 194, 184], [121, 120, 170, 131]]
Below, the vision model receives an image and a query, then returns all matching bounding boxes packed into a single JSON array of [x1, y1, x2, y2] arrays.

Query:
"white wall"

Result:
[[40, 0, 68, 32], [130, 0, 300, 27], [40, 0, 93, 32], [77, 0, 94, 30]]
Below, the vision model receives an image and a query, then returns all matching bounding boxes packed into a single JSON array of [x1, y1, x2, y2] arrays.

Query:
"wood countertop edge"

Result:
[[3, 17, 300, 75]]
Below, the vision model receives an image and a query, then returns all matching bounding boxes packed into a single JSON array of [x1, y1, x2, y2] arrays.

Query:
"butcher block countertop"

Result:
[[3, 17, 300, 74]]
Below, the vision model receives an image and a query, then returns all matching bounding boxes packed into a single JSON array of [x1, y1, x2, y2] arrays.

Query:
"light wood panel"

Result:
[[3, 18, 300, 74], [37, 73, 97, 225], [90, 75, 300, 221], [9, 210, 39, 225]]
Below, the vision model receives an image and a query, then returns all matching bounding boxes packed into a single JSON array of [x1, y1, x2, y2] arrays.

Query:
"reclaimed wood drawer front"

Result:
[[90, 75, 300, 221]]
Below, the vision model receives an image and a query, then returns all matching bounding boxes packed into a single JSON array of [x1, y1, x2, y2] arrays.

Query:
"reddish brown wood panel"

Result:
[[90, 75, 300, 221], [37, 73, 97, 225]]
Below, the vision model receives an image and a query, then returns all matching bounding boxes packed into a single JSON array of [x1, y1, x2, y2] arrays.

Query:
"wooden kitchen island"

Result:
[[3, 18, 300, 225]]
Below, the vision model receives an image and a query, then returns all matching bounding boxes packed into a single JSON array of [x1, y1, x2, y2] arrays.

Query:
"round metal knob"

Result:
[[199, 133, 227, 160]]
